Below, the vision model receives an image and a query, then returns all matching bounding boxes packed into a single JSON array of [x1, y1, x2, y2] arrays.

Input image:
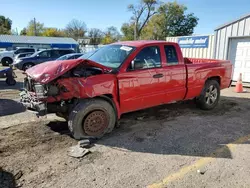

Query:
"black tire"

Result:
[[196, 80, 220, 110], [23, 63, 34, 71], [5, 78, 16, 86], [1, 57, 13, 66], [68, 99, 116, 140]]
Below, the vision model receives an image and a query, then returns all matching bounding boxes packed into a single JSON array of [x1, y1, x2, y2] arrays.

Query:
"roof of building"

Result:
[[0, 35, 78, 44], [215, 13, 250, 31], [115, 40, 175, 47]]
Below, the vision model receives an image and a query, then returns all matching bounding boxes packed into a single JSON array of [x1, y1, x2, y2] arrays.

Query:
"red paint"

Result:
[[25, 41, 232, 118]]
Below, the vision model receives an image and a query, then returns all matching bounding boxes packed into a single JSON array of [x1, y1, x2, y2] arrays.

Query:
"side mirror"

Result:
[[131, 60, 135, 70]]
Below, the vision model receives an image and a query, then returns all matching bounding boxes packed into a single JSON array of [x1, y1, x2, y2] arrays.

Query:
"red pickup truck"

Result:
[[20, 41, 232, 139]]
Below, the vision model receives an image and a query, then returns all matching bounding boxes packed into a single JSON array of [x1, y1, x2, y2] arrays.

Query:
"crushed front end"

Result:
[[20, 76, 50, 116]]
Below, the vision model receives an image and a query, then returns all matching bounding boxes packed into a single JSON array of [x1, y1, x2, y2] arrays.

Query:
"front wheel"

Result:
[[196, 80, 220, 110], [68, 99, 116, 140], [1, 57, 13, 66]]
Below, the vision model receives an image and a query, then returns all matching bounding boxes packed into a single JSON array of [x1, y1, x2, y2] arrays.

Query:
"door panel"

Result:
[[118, 68, 166, 113], [118, 46, 166, 113]]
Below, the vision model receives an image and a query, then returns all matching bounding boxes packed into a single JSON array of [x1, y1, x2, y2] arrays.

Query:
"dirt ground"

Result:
[[1, 68, 250, 188]]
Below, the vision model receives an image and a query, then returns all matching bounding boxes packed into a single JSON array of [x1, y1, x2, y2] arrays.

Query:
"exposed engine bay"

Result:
[[21, 64, 106, 116]]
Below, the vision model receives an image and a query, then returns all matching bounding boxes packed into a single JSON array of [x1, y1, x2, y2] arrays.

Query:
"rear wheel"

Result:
[[68, 99, 116, 140], [197, 80, 220, 110], [23, 63, 34, 71], [1, 57, 13, 66]]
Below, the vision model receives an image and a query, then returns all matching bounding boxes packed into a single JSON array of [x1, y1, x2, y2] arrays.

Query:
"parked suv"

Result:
[[0, 47, 36, 66], [13, 49, 75, 70]]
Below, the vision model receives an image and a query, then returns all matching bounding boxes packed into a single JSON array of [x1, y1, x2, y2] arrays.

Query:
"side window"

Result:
[[164, 45, 178, 65], [25, 49, 35, 53], [60, 50, 73, 56], [130, 46, 161, 70], [39, 51, 51, 58], [51, 50, 61, 57]]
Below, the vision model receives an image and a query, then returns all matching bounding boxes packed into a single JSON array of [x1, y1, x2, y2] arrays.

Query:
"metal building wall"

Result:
[[166, 35, 214, 59], [214, 15, 250, 60]]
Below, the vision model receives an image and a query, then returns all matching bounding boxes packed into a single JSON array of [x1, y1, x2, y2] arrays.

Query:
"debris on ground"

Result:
[[197, 169, 206, 175], [136, 116, 145, 120], [67, 145, 91, 158], [14, 170, 23, 180], [78, 139, 91, 148]]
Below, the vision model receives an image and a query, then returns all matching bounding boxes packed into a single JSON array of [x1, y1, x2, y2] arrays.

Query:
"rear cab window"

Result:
[[164, 45, 179, 65]]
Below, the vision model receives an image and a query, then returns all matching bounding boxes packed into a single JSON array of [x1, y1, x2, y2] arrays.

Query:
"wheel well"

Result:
[[95, 94, 118, 120], [22, 62, 34, 69], [207, 76, 221, 85], [2, 57, 13, 60]]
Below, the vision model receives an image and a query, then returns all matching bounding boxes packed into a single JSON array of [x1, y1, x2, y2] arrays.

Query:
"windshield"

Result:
[[88, 45, 135, 68], [79, 50, 96, 59]]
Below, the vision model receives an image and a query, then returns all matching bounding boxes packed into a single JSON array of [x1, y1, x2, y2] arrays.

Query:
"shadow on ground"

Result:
[[0, 80, 23, 90], [0, 99, 26, 116], [46, 96, 250, 159], [0, 168, 16, 188]]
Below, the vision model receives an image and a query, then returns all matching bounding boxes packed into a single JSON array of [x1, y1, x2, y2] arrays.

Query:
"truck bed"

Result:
[[184, 58, 232, 100], [184, 58, 230, 64]]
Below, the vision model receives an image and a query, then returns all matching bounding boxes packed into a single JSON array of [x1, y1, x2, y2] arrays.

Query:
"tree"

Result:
[[42, 28, 65, 37], [0, 15, 12, 34], [101, 26, 121, 44], [142, 2, 199, 40], [121, 23, 134, 41], [25, 18, 45, 36], [65, 19, 87, 40], [88, 28, 103, 45], [127, 0, 157, 40], [20, 28, 27, 35]]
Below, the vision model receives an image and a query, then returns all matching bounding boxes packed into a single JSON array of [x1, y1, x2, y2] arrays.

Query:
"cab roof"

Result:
[[114, 40, 177, 47]]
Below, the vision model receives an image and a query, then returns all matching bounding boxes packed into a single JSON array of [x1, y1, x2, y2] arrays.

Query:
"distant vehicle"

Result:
[[56, 53, 83, 61], [0, 47, 37, 66], [13, 48, 75, 70]]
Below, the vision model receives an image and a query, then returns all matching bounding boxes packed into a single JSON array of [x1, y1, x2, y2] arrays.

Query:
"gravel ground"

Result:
[[1, 70, 250, 188]]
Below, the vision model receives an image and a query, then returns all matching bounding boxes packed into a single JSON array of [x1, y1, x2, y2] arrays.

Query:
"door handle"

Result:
[[153, 73, 164, 78]]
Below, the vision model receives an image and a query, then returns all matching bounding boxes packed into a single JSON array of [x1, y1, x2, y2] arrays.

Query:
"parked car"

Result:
[[20, 41, 232, 139], [13, 48, 75, 70], [0, 47, 37, 66], [56, 53, 83, 61]]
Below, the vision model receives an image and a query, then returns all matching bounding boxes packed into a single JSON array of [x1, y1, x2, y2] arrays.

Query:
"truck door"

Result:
[[163, 45, 186, 103], [117, 46, 167, 113]]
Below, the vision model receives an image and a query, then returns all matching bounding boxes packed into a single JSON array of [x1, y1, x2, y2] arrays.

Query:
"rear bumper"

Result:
[[20, 90, 47, 116]]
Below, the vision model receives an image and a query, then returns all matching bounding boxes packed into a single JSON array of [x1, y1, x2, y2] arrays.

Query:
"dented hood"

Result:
[[25, 59, 113, 84]]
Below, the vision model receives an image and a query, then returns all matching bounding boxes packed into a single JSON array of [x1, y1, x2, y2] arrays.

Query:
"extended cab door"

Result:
[[117, 45, 167, 113], [163, 44, 186, 103]]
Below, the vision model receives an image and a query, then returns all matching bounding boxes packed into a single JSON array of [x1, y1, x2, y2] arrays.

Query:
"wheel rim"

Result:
[[83, 110, 108, 136], [205, 85, 218, 105]]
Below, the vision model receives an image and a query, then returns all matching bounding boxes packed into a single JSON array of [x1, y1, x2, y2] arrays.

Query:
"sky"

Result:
[[1, 0, 250, 35]]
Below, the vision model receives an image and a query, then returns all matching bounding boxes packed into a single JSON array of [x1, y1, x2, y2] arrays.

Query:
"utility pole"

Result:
[[34, 18, 37, 36], [134, 21, 137, 40]]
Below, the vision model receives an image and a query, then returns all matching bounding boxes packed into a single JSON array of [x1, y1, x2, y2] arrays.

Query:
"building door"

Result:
[[229, 37, 250, 82]]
